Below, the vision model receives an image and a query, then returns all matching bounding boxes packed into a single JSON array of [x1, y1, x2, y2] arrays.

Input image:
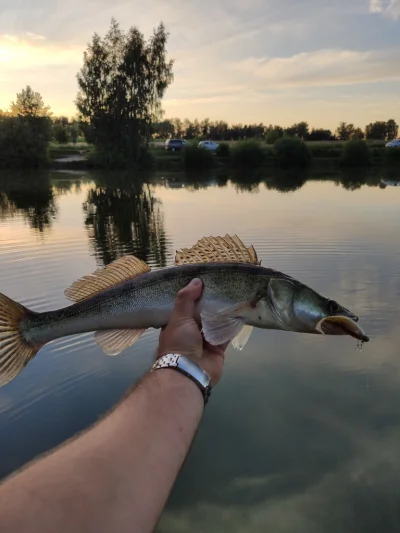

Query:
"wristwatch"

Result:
[[152, 354, 212, 404]]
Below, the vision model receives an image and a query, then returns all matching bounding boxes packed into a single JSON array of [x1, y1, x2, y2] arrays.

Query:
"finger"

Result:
[[171, 278, 203, 322]]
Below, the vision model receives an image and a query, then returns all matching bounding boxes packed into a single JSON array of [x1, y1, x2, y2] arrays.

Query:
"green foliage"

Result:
[[308, 128, 334, 141], [385, 148, 400, 165], [365, 121, 387, 140], [10, 86, 51, 118], [284, 121, 309, 140], [216, 142, 230, 157], [53, 124, 69, 144], [366, 119, 399, 141], [182, 146, 214, 170], [340, 139, 372, 167], [70, 124, 79, 144], [231, 141, 266, 168], [76, 18, 174, 166], [386, 119, 399, 140], [266, 129, 282, 144], [0, 116, 52, 168], [273, 137, 312, 169], [335, 122, 356, 141]]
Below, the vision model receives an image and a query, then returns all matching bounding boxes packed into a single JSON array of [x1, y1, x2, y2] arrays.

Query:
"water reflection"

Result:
[[158, 169, 384, 195], [0, 171, 58, 232], [1, 168, 400, 532], [83, 173, 170, 267]]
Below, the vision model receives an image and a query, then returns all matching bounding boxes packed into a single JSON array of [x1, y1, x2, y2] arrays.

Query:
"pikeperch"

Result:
[[0, 235, 369, 387]]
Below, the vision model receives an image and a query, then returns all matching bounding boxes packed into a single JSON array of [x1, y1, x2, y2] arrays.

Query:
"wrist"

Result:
[[150, 366, 205, 409]]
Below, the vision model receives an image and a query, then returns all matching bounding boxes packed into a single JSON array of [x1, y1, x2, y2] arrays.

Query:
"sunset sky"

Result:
[[0, 0, 399, 129]]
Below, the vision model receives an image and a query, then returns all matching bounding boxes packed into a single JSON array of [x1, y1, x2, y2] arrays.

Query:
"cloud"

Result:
[[0, 33, 81, 69], [232, 48, 400, 89], [369, 0, 383, 12], [370, 0, 400, 18], [386, 0, 400, 18]]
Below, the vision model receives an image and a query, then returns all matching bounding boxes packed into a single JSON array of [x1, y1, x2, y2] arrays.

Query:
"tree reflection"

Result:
[[0, 171, 58, 232], [264, 169, 308, 193], [83, 174, 170, 268], [230, 169, 262, 193], [335, 168, 382, 191]]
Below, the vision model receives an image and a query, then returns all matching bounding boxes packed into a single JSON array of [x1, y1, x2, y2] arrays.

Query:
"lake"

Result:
[[1, 168, 400, 532]]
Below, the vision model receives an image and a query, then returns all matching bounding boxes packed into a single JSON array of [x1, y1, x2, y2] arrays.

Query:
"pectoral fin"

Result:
[[200, 310, 245, 346]]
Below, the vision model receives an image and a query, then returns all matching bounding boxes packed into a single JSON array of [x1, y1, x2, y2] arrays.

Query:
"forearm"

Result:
[[0, 369, 204, 533]]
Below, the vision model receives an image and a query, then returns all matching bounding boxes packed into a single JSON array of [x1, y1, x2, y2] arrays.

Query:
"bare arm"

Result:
[[0, 278, 226, 533]]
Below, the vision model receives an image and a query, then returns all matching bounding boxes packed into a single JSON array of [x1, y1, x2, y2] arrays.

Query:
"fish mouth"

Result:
[[317, 316, 369, 342]]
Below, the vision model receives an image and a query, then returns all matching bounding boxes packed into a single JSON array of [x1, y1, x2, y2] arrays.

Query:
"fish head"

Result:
[[266, 278, 369, 342]]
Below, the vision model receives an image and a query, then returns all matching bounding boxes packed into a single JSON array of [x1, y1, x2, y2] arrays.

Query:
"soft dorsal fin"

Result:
[[174, 234, 260, 265], [65, 255, 150, 302]]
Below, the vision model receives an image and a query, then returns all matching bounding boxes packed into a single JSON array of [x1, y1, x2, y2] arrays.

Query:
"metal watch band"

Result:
[[152, 354, 212, 404]]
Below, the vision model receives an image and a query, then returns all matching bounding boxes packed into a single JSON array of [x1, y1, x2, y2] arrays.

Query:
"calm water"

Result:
[[1, 168, 400, 532]]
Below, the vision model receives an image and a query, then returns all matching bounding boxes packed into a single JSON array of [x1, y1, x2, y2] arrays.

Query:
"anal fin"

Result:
[[94, 329, 146, 356]]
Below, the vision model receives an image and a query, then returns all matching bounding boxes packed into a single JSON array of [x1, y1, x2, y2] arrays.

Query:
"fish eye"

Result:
[[328, 300, 341, 314]]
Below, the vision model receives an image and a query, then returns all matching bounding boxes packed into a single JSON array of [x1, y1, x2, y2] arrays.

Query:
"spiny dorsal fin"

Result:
[[65, 256, 150, 303], [174, 235, 260, 265]]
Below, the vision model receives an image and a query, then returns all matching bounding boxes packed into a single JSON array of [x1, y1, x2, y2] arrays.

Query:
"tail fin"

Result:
[[0, 293, 40, 387]]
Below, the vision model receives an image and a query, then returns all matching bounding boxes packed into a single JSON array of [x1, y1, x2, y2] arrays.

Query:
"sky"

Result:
[[0, 0, 399, 129]]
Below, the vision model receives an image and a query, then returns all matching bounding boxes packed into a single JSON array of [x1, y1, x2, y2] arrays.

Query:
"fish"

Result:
[[0, 234, 369, 387]]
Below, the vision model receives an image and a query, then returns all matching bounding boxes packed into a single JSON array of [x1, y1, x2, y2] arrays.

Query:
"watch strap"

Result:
[[152, 354, 212, 404]]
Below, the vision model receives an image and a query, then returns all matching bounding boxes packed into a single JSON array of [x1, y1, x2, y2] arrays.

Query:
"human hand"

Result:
[[157, 278, 228, 386]]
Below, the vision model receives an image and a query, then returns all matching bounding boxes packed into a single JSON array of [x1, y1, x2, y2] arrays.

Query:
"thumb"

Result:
[[171, 278, 203, 322]]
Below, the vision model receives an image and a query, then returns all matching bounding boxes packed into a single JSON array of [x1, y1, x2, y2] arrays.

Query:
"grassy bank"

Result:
[[46, 139, 398, 171], [150, 139, 393, 171]]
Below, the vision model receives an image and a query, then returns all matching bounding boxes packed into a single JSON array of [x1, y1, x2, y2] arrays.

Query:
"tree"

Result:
[[53, 123, 70, 144], [76, 19, 174, 165], [171, 118, 183, 138], [10, 86, 51, 118], [335, 122, 356, 141], [386, 119, 398, 140], [308, 128, 334, 141], [351, 127, 364, 140], [365, 121, 387, 140], [266, 128, 283, 144], [69, 120, 80, 144], [365, 119, 398, 141], [285, 122, 309, 140]]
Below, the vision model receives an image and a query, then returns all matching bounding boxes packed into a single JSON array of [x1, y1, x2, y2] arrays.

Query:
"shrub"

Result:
[[216, 142, 230, 158], [87, 145, 155, 169], [385, 148, 400, 165], [266, 129, 282, 145], [182, 146, 214, 170], [340, 139, 371, 167], [0, 116, 52, 168], [273, 137, 312, 169], [231, 141, 266, 168], [53, 124, 70, 144]]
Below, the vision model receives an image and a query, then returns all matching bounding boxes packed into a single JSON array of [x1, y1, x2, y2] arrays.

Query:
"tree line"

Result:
[[152, 118, 399, 143], [0, 18, 398, 169]]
